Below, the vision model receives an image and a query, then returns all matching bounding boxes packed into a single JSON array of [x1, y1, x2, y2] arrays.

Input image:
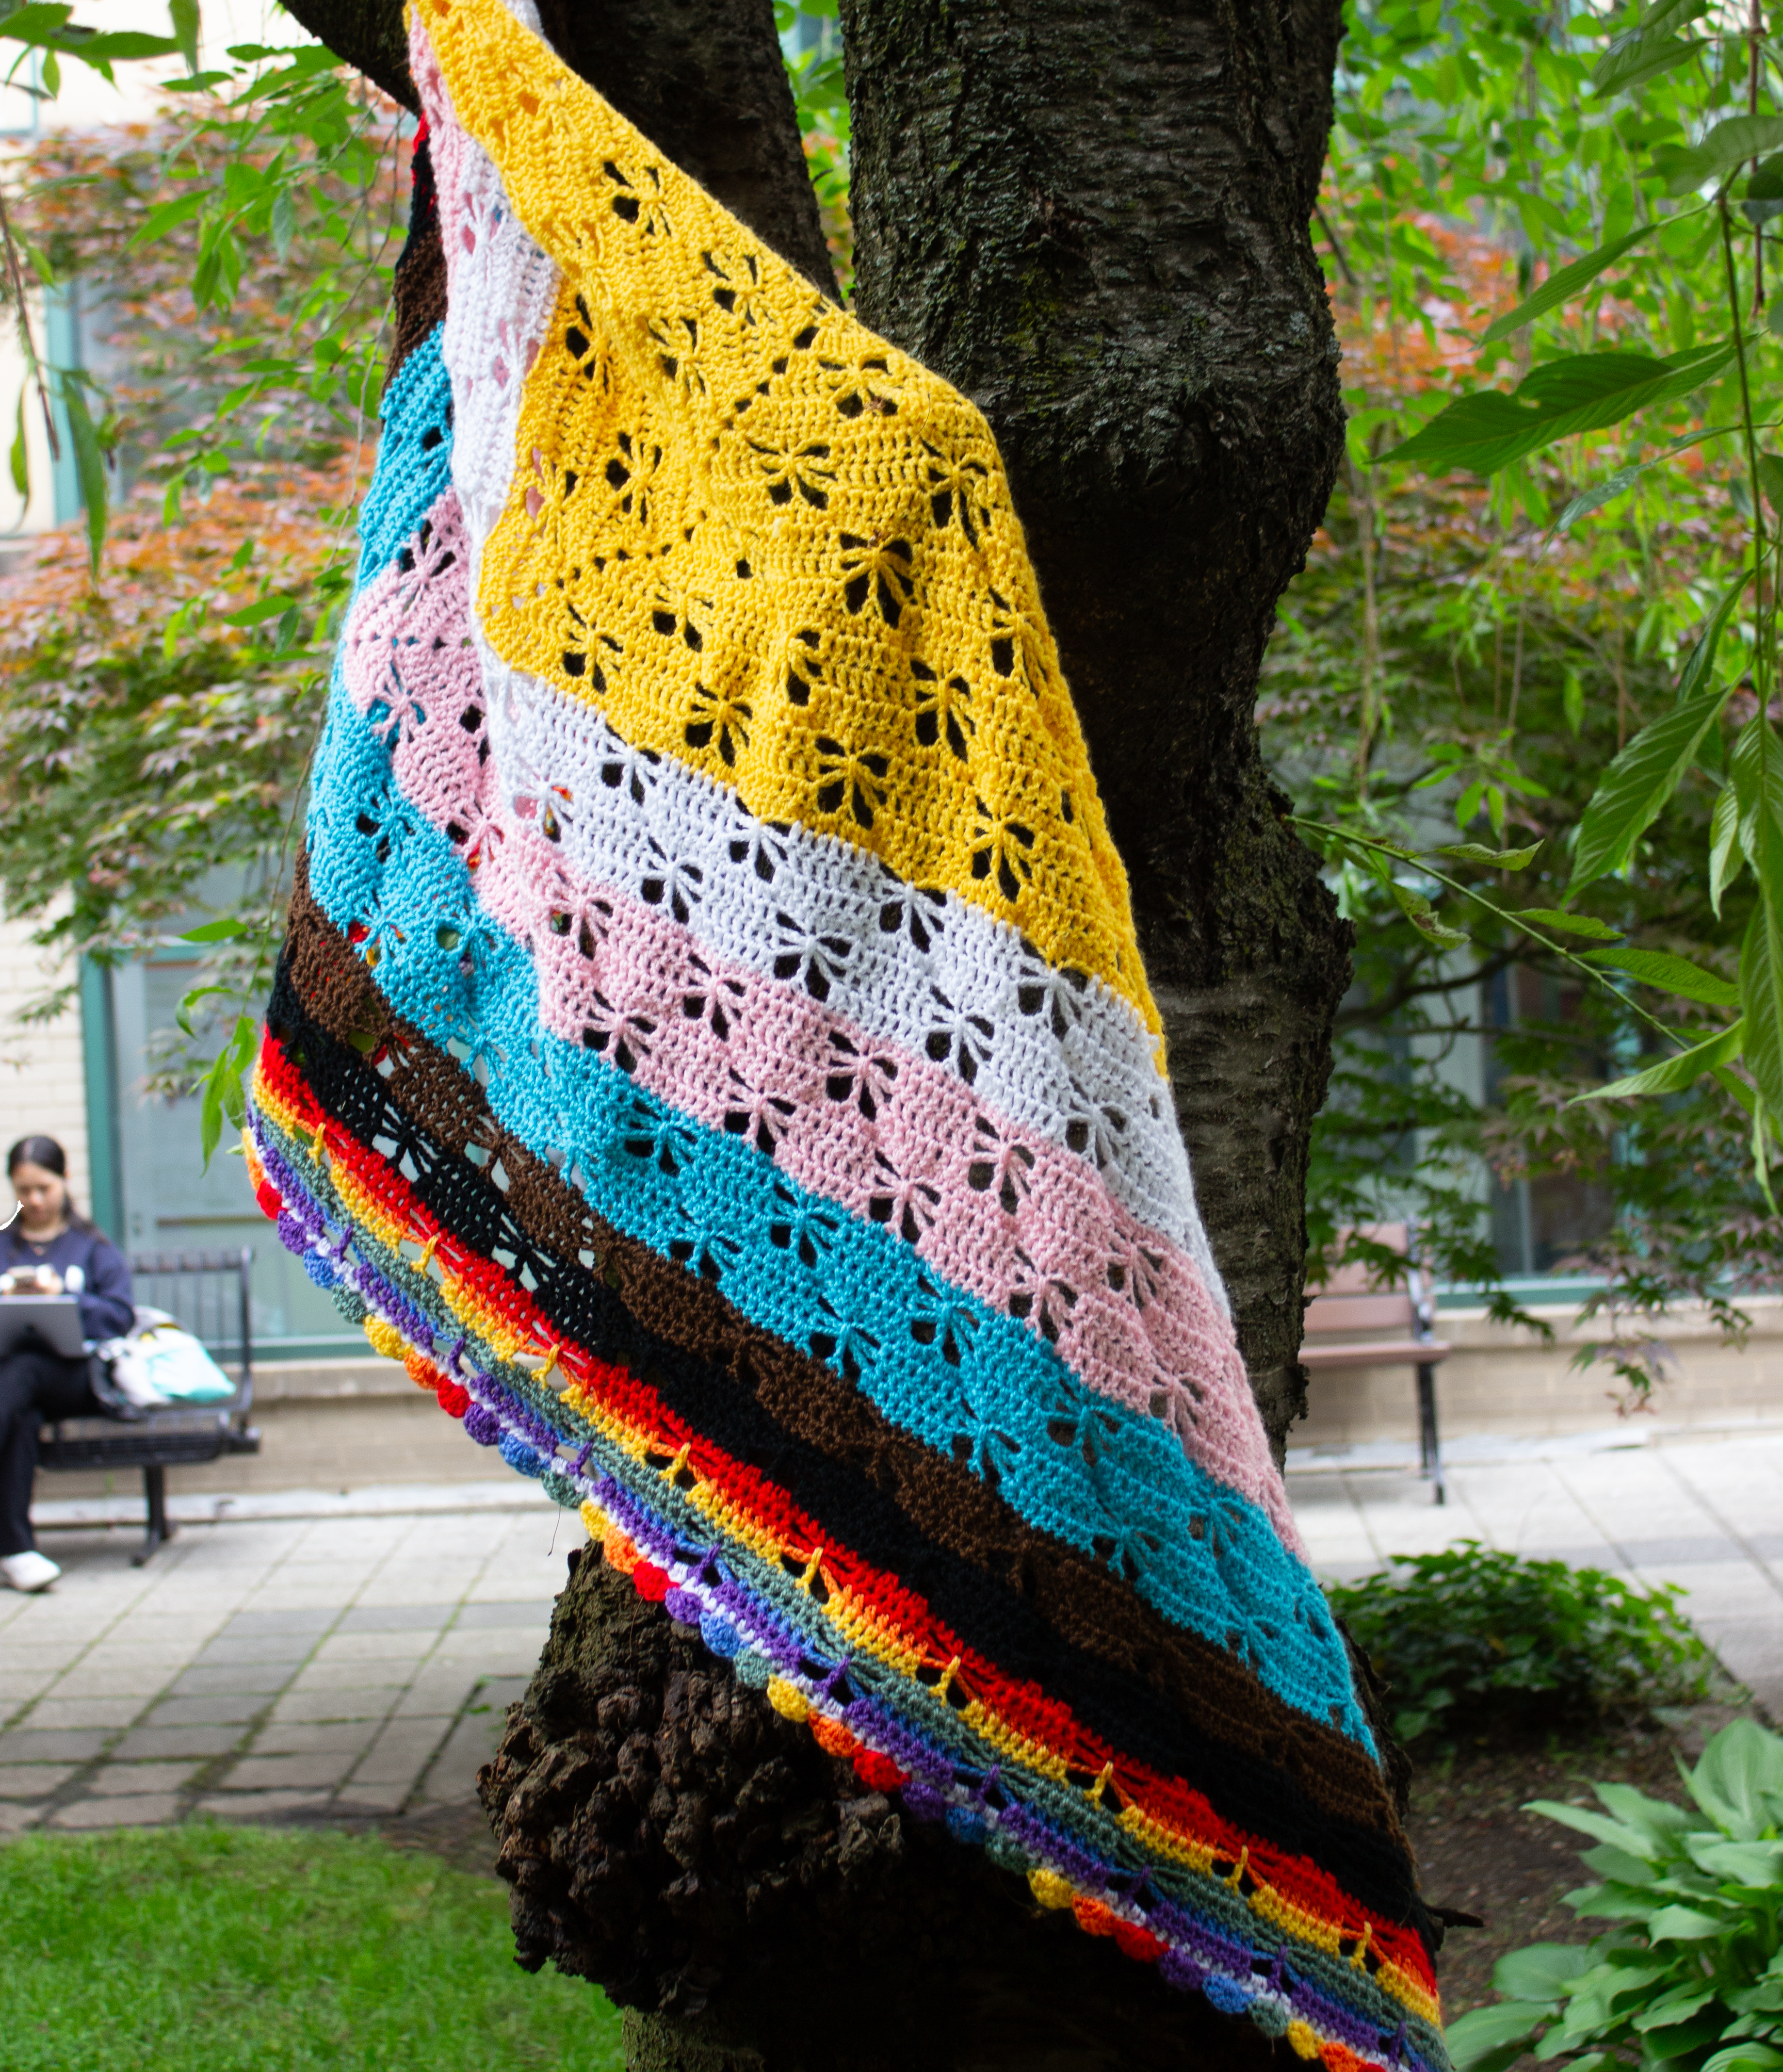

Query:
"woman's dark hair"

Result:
[[6, 1135, 89, 1230]]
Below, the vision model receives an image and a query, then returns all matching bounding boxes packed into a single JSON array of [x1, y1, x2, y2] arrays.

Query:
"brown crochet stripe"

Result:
[[275, 864, 1420, 1913], [388, 130, 447, 384]]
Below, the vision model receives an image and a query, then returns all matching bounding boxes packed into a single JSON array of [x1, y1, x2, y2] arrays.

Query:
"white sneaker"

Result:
[[1, 1550, 60, 1592]]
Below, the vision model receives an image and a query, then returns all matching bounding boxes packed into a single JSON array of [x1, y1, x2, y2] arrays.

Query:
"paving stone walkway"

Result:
[[1287, 1424, 1783, 1712], [0, 1491, 569, 1833], [3, 1426, 1778, 1835]]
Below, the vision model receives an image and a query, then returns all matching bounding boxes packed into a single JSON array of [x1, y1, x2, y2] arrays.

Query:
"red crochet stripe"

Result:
[[251, 1027, 1435, 1994]]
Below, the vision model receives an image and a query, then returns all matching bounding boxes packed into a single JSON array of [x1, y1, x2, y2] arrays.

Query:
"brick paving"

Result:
[[1288, 1425, 1783, 1712], [0, 1492, 572, 1833]]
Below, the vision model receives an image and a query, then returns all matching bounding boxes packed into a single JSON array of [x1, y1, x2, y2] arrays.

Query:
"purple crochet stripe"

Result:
[[348, 1258, 436, 1355], [251, 1111, 1438, 2071], [583, 1448, 1427, 2063]]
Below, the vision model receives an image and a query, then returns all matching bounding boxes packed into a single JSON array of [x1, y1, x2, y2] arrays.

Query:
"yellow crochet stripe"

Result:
[[250, 1078, 1437, 2029], [413, 0, 1160, 1039]]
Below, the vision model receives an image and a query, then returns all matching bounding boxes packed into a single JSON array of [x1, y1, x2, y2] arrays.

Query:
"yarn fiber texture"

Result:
[[244, 3, 1449, 2065]]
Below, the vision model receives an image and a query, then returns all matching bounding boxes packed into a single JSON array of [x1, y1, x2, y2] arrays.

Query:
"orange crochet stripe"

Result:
[[250, 1036, 1438, 2022]]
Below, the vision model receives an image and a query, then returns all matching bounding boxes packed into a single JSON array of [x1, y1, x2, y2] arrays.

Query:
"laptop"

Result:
[[0, 1296, 89, 1359]]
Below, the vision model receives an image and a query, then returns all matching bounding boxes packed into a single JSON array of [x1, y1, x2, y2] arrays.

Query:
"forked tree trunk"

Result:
[[279, 2, 1353, 2065]]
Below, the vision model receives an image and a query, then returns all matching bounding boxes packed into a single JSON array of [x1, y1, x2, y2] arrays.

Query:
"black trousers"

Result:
[[0, 1348, 103, 1556]]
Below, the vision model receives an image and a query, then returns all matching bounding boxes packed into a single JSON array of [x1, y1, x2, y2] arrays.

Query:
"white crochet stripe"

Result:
[[482, 646, 1222, 1282], [410, 13, 1228, 1306]]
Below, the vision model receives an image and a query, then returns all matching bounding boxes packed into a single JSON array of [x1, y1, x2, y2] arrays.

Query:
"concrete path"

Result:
[[3, 1426, 1778, 1836], [0, 1488, 571, 1834], [1287, 1424, 1783, 1714]]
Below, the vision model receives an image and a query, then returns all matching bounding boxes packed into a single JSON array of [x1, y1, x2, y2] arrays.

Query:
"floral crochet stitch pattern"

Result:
[[244, 3, 1448, 2064]]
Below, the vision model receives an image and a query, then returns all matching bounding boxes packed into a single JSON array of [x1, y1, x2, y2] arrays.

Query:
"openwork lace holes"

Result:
[[970, 798, 1036, 903], [910, 660, 974, 761], [748, 435, 833, 510], [814, 738, 889, 829], [604, 157, 672, 238], [838, 534, 914, 627]]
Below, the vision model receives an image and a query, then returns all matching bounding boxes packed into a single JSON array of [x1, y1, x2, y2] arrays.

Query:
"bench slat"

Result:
[[1303, 1292, 1417, 1333], [1300, 1337, 1451, 1371]]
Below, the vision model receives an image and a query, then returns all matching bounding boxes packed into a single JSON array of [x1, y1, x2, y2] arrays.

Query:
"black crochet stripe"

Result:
[[267, 924, 1433, 1950]]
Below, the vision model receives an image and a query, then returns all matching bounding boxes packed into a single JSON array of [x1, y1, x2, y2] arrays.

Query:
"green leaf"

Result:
[[1633, 1985, 1719, 2031], [1665, 114, 1783, 194], [1691, 1718, 1783, 1837], [1686, 1836, 1783, 1882], [1380, 344, 1737, 478], [1752, 156, 1783, 230], [1392, 881, 1469, 944], [56, 372, 107, 579], [127, 191, 206, 248], [8, 389, 26, 502], [1516, 908, 1626, 939], [1595, 31, 1706, 96], [1711, 786, 1743, 915], [1525, 1799, 1661, 1856], [1446, 2002, 1551, 2070], [269, 185, 296, 260], [218, 591, 302, 628], [1574, 1021, 1746, 1102], [0, 4, 74, 45], [1676, 581, 1745, 707], [1555, 458, 1656, 533], [198, 1015, 259, 1170], [1759, 453, 1783, 517], [174, 982, 235, 1040], [63, 29, 181, 61], [1492, 1943, 1594, 2002], [1740, 890, 1783, 1125], [1571, 662, 1738, 893], [1647, 1904, 1727, 1939], [1729, 718, 1783, 1119], [180, 918, 252, 943], [1581, 945, 1740, 1006], [1435, 841, 1542, 869], [168, 0, 199, 72], [1479, 226, 1656, 345], [1704, 2048, 1783, 2072]]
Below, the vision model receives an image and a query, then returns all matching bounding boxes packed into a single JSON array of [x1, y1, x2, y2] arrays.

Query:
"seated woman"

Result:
[[0, 1136, 134, 1592]]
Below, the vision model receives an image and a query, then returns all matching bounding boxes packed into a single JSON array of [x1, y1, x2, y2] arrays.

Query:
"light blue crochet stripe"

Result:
[[356, 328, 455, 581], [313, 325, 1371, 1748]]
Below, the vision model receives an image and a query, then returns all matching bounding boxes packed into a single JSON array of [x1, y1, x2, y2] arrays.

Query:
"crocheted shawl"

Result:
[[245, 1, 1446, 2061]]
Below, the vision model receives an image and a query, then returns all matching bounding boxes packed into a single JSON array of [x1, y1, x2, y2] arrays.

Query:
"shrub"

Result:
[[1327, 1542, 1710, 1745], [1447, 1717, 1783, 2072]]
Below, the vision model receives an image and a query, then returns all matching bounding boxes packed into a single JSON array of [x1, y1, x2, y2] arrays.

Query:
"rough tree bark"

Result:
[[839, 0, 1353, 1448], [277, 3, 1356, 2066]]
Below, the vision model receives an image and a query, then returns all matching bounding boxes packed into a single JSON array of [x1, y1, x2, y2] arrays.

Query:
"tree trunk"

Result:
[[840, 0, 1353, 1455], [485, 1547, 1279, 2072], [277, 3, 1356, 2066]]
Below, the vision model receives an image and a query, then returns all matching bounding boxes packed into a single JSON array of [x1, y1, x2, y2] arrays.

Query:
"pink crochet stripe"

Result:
[[339, 493, 1299, 1546]]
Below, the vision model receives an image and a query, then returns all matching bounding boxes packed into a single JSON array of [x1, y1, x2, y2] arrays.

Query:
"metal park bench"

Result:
[[1299, 1223, 1452, 1504], [37, 1248, 261, 1564]]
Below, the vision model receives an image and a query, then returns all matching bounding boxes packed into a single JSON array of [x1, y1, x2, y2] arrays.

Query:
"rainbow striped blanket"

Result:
[[245, 1, 1446, 2061]]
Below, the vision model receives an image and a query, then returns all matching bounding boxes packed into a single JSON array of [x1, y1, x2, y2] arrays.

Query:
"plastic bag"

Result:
[[100, 1309, 236, 1408]]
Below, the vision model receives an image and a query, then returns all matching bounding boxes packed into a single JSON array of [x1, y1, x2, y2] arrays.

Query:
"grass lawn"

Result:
[[0, 1823, 624, 2071]]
